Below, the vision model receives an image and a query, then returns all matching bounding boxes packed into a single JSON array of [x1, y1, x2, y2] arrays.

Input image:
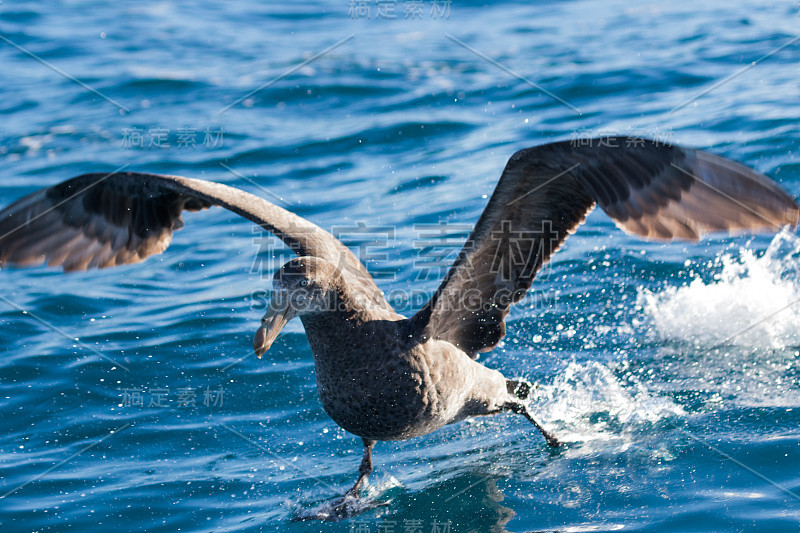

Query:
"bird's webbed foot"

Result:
[[293, 491, 388, 522], [291, 438, 389, 522]]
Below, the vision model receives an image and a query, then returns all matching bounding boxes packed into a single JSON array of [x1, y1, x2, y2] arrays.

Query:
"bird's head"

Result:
[[253, 256, 341, 357]]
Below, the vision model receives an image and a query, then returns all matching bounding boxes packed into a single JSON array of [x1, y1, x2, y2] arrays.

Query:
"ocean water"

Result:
[[1, 1, 799, 531]]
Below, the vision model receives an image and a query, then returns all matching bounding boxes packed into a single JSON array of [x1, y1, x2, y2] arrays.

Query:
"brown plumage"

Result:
[[1, 138, 797, 520]]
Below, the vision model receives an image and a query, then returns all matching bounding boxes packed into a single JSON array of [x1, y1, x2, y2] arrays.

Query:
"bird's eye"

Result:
[[300, 279, 308, 287]]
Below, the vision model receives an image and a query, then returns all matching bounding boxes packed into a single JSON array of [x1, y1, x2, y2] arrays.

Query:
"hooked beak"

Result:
[[254, 297, 297, 358]]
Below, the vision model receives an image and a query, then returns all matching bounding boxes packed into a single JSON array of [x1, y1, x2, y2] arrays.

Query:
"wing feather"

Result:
[[409, 138, 799, 356], [0, 171, 390, 310]]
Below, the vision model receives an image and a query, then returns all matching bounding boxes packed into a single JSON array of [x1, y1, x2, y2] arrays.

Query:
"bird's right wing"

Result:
[[0, 171, 391, 309]]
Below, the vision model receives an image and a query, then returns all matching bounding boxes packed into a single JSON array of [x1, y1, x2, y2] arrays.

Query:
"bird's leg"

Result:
[[293, 438, 386, 521], [506, 402, 561, 448], [344, 438, 375, 497]]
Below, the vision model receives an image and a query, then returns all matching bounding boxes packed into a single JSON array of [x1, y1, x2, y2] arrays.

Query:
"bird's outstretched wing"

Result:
[[409, 138, 800, 357], [0, 171, 389, 307]]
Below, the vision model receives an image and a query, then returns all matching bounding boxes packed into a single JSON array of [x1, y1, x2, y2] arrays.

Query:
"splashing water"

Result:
[[292, 476, 402, 522], [534, 361, 685, 445], [639, 229, 800, 350]]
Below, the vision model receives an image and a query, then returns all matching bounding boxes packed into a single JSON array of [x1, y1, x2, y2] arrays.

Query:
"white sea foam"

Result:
[[534, 361, 685, 445], [639, 229, 800, 350]]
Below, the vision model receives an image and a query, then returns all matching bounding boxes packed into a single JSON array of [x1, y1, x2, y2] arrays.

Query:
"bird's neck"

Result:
[[299, 312, 369, 367], [299, 289, 403, 365]]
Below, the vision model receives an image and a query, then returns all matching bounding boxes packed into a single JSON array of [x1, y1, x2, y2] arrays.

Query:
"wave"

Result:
[[639, 229, 800, 350]]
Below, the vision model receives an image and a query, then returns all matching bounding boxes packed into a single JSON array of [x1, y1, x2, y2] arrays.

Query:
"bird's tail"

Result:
[[506, 378, 533, 400]]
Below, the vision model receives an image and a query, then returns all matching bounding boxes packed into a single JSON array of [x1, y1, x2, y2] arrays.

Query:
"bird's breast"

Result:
[[310, 342, 466, 440], [309, 339, 497, 441]]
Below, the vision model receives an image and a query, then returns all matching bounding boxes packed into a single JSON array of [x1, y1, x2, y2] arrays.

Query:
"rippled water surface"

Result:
[[1, 1, 800, 531]]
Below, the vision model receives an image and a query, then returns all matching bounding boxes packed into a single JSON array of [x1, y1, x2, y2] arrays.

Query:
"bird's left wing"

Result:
[[409, 138, 799, 357]]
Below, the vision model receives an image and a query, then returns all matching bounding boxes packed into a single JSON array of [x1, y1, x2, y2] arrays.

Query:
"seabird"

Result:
[[1, 138, 798, 520]]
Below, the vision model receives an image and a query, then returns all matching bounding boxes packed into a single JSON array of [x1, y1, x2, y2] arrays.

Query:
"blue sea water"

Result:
[[1, 0, 800, 531]]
